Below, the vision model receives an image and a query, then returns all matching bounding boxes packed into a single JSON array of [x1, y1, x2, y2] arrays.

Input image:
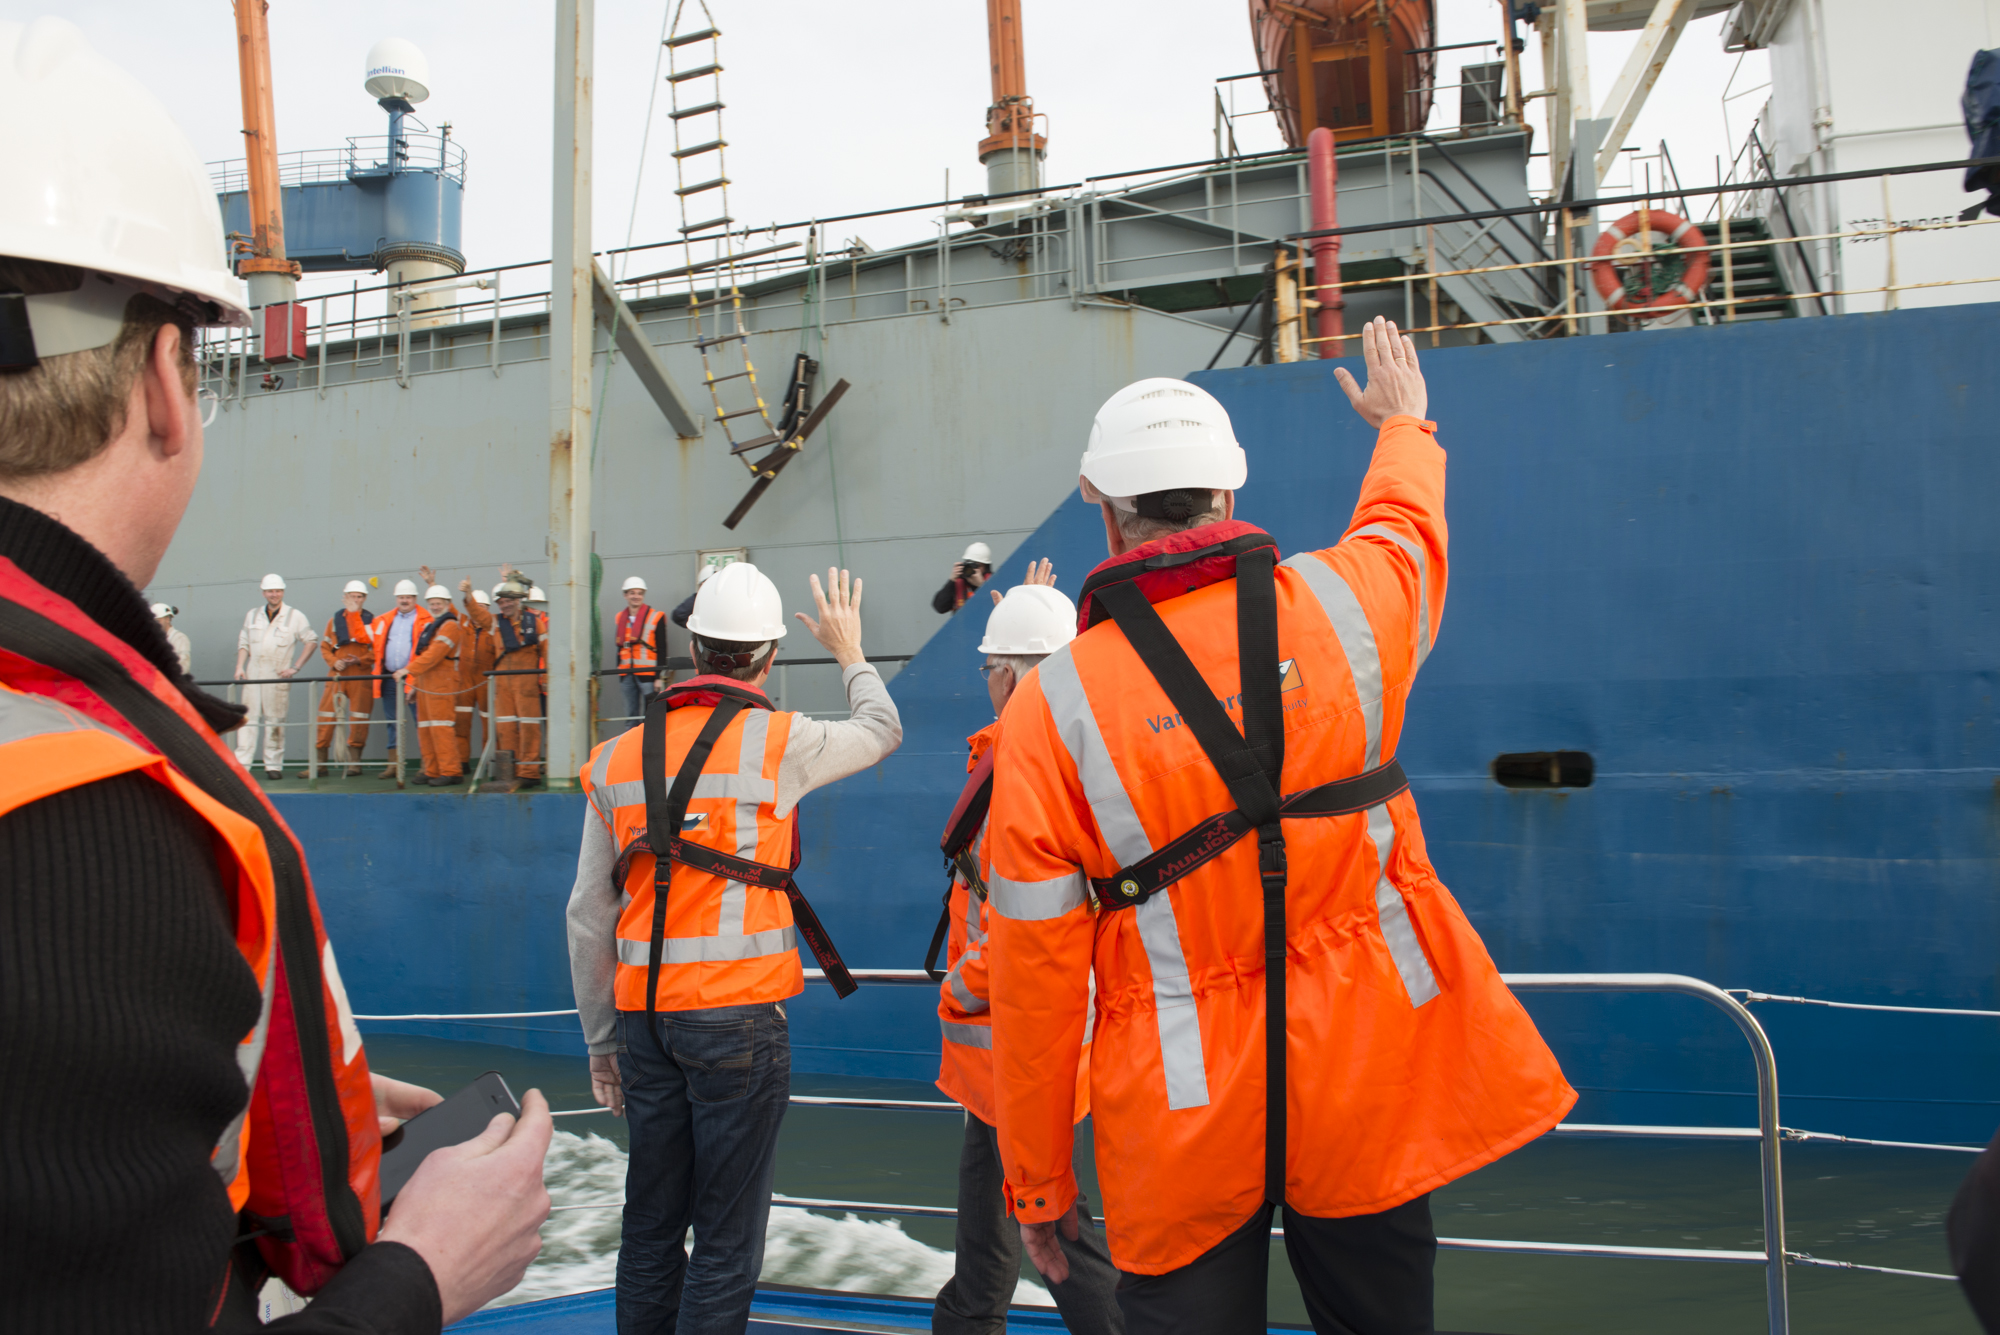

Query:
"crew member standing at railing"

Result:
[[456, 580, 493, 766], [317, 580, 374, 777], [150, 601, 191, 674], [232, 572, 315, 781], [483, 569, 546, 788], [567, 563, 902, 1334], [614, 574, 669, 732], [396, 585, 470, 787], [929, 567, 1122, 1335], [371, 578, 430, 776], [986, 323, 1576, 1334]]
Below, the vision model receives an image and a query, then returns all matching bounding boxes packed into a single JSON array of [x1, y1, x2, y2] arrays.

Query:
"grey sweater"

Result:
[[566, 662, 903, 1051]]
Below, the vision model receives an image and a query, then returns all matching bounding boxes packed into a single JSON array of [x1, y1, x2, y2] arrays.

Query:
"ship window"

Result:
[[1491, 752, 1594, 789]]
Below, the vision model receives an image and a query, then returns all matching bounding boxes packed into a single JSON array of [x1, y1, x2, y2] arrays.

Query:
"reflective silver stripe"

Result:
[[946, 951, 987, 1014], [1137, 893, 1211, 1108], [1283, 552, 1438, 1008], [617, 925, 797, 966], [1036, 648, 1154, 864], [0, 688, 128, 747], [962, 868, 986, 946], [940, 1019, 994, 1050], [987, 869, 1087, 921], [212, 939, 277, 1190], [1281, 553, 1385, 769], [1038, 642, 1210, 1108], [1349, 523, 1432, 668], [418, 719, 453, 728], [586, 771, 777, 821], [455, 705, 474, 714], [1366, 804, 1439, 1006]]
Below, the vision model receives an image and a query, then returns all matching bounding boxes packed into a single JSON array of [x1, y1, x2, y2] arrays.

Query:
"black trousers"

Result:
[[1116, 1196, 1435, 1335]]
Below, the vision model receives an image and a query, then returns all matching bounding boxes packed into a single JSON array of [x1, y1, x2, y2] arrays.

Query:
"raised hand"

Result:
[[419, 565, 437, 588], [1022, 558, 1056, 587], [794, 567, 865, 669], [1333, 316, 1427, 428]]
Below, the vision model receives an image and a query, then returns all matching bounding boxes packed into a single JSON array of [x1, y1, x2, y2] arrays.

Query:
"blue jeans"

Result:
[[616, 1002, 791, 1334], [618, 674, 656, 733], [378, 676, 405, 753]]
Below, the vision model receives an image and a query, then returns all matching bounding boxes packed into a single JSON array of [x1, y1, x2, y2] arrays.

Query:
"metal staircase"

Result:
[[1697, 216, 1794, 321]]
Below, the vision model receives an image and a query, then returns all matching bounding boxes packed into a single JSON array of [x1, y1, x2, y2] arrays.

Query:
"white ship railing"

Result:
[[356, 971, 1998, 1331]]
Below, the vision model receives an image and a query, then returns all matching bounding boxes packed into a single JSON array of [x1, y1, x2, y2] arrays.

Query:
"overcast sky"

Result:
[[40, 0, 1768, 298]]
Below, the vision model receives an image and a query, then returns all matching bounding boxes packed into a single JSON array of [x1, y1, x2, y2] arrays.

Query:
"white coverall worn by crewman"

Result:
[[235, 601, 316, 774]]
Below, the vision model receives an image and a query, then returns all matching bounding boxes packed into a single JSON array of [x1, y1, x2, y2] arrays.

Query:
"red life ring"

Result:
[[1589, 210, 1712, 317]]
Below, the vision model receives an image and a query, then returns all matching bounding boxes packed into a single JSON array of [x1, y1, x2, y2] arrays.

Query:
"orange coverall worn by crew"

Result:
[[987, 337, 1573, 1327], [401, 595, 470, 782], [477, 583, 546, 783], [455, 586, 495, 765], [317, 589, 374, 761], [935, 721, 1091, 1125]]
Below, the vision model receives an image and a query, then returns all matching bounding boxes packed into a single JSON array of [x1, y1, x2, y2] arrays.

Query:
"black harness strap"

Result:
[[641, 694, 745, 1017], [1094, 546, 1296, 1206], [636, 692, 859, 1006], [924, 750, 996, 981]]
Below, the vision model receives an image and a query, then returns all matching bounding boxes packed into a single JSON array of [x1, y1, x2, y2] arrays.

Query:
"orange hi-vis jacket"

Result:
[[935, 721, 1091, 1127], [320, 608, 375, 673], [987, 417, 1575, 1276], [406, 610, 466, 689], [616, 604, 667, 677], [369, 604, 433, 699], [484, 607, 547, 684], [582, 676, 808, 1011], [0, 560, 382, 1297]]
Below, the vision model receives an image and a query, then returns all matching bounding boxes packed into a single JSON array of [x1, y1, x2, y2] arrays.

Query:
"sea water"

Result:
[[365, 1036, 1980, 1333]]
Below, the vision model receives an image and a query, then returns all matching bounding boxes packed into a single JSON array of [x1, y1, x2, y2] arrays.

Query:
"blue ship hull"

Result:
[[294, 303, 2000, 1146]]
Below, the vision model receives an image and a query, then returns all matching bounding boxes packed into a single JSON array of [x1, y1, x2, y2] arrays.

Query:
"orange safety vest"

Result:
[[616, 605, 666, 676], [408, 610, 464, 682], [369, 605, 433, 699], [0, 559, 382, 1299], [934, 722, 1090, 1127], [583, 676, 813, 1012], [987, 418, 1575, 1276]]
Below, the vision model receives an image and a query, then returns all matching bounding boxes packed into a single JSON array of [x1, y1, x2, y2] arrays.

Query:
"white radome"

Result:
[[364, 37, 430, 103]]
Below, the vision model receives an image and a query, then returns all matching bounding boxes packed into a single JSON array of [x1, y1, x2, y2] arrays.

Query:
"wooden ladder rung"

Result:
[[665, 27, 718, 47], [694, 331, 747, 349], [670, 100, 724, 120], [705, 369, 753, 384], [676, 177, 729, 197], [669, 63, 721, 83], [718, 405, 766, 421], [730, 433, 781, 456], [680, 215, 734, 235], [673, 139, 726, 159]]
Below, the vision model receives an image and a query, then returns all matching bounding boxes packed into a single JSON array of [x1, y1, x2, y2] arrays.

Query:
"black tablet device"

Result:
[[378, 1070, 522, 1209]]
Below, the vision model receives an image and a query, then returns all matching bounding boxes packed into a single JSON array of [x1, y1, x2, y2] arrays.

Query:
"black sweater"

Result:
[[0, 495, 440, 1333]]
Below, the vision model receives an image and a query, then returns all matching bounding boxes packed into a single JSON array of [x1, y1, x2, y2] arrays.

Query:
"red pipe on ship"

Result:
[[1307, 126, 1343, 356]]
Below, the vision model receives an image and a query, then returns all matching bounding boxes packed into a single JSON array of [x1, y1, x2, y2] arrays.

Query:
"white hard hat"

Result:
[[393, 579, 420, 596], [0, 18, 249, 364], [527, 586, 548, 604], [472, 588, 490, 605], [979, 585, 1078, 656], [342, 580, 368, 595], [424, 585, 452, 601], [260, 573, 286, 592], [149, 601, 175, 618], [696, 564, 719, 586], [1080, 378, 1246, 502], [621, 574, 648, 592], [961, 542, 994, 565], [687, 562, 788, 643]]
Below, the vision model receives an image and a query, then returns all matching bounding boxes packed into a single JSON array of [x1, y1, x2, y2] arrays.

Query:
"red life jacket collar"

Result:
[[663, 674, 775, 712], [1075, 520, 1280, 632]]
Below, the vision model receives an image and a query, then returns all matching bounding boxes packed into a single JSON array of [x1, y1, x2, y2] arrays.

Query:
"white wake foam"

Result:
[[500, 1130, 1051, 1309]]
